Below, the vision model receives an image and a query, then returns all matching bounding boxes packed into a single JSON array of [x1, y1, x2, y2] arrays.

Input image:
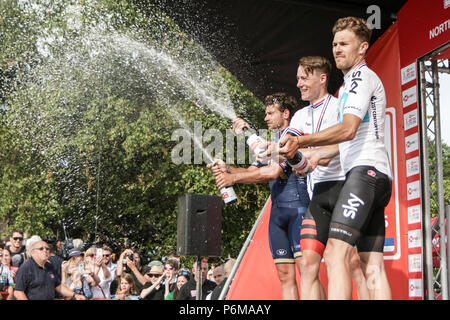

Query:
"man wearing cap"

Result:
[[14, 240, 86, 300], [68, 247, 83, 258]]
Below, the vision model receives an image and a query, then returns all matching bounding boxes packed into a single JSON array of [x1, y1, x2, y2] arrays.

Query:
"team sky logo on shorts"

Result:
[[342, 193, 365, 220]]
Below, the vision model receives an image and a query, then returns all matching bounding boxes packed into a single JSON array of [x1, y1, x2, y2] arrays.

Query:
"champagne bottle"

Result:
[[213, 161, 237, 205], [287, 150, 310, 173], [242, 127, 267, 155], [219, 186, 237, 205]]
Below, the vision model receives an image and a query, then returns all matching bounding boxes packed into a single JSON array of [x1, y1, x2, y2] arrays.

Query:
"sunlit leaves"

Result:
[[0, 0, 268, 260]]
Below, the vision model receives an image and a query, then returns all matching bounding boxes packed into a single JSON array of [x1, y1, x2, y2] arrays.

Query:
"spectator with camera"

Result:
[[61, 248, 93, 299], [14, 240, 86, 300], [84, 247, 112, 299], [116, 248, 146, 294]]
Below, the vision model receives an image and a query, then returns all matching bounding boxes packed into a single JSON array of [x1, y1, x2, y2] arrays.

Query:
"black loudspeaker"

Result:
[[177, 194, 222, 257]]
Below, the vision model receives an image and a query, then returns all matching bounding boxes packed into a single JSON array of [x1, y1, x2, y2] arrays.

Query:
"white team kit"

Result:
[[329, 60, 393, 251], [287, 93, 347, 255], [286, 61, 393, 252], [337, 61, 391, 178], [288, 93, 346, 186]]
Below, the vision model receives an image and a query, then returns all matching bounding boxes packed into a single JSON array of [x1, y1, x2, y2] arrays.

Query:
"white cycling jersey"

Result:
[[337, 61, 392, 178], [288, 93, 346, 186]]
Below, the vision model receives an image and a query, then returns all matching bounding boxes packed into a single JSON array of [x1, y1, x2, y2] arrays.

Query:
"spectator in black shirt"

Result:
[[138, 265, 165, 300], [177, 260, 216, 300], [14, 240, 86, 300], [210, 258, 236, 300], [48, 242, 64, 281]]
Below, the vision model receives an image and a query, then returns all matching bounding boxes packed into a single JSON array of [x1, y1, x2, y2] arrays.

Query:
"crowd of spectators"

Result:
[[0, 230, 236, 300]]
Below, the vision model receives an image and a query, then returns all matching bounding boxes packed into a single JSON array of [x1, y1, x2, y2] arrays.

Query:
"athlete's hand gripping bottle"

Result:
[[281, 134, 310, 173], [212, 160, 237, 205], [233, 118, 267, 156], [242, 127, 267, 156], [286, 150, 310, 174]]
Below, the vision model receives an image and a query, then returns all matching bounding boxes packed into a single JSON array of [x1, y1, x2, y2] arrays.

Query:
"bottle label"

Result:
[[220, 186, 237, 204], [288, 152, 310, 173], [246, 134, 266, 155]]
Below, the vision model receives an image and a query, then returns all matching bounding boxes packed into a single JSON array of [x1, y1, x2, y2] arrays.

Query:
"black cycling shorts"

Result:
[[328, 166, 392, 252], [300, 180, 345, 257]]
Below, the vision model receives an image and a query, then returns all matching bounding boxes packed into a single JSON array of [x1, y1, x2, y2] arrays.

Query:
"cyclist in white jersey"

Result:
[[287, 56, 368, 300], [279, 17, 392, 300]]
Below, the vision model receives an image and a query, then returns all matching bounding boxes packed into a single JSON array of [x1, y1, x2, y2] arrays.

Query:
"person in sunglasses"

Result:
[[162, 258, 179, 295], [6, 231, 25, 268], [14, 240, 86, 300], [101, 246, 117, 296], [138, 265, 166, 300]]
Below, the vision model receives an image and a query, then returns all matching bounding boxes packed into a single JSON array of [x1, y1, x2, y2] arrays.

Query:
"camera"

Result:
[[122, 254, 134, 265]]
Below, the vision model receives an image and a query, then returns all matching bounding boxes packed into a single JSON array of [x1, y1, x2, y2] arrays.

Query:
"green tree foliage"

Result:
[[427, 140, 450, 218], [0, 0, 269, 259]]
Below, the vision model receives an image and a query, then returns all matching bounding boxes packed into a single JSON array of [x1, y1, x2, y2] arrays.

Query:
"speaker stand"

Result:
[[196, 256, 202, 300]]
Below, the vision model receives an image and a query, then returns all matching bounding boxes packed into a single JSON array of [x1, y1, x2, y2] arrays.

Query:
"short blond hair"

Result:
[[332, 16, 372, 44]]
